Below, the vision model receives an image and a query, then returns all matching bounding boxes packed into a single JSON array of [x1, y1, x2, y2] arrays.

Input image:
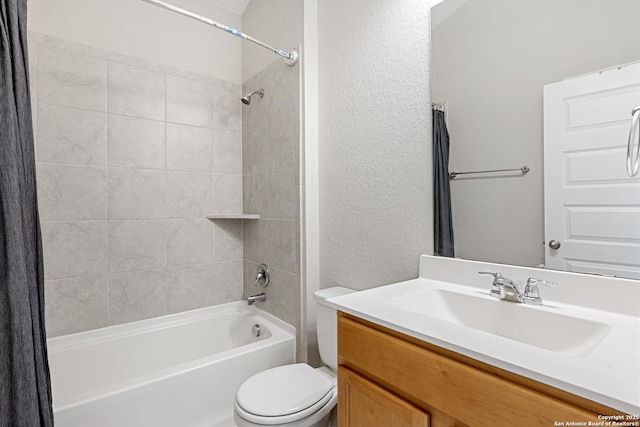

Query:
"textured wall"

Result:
[[431, 0, 640, 267], [242, 57, 302, 359], [31, 34, 244, 336], [317, 0, 435, 291], [27, 0, 242, 83]]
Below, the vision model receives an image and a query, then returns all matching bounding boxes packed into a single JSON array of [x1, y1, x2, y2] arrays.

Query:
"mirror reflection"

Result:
[[431, 0, 640, 279]]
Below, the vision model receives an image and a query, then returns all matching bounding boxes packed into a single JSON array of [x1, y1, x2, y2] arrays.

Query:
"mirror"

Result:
[[431, 0, 640, 279]]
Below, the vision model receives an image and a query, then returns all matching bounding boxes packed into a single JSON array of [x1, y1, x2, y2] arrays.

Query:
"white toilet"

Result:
[[233, 287, 356, 427]]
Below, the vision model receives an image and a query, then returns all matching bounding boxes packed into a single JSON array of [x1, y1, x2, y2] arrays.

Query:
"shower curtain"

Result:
[[0, 0, 55, 425], [432, 108, 454, 258]]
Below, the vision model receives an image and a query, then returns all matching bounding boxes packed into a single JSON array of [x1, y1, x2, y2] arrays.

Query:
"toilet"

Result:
[[233, 287, 357, 427]]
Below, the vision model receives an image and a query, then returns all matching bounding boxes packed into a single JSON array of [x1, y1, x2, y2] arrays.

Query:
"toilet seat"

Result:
[[235, 364, 335, 425]]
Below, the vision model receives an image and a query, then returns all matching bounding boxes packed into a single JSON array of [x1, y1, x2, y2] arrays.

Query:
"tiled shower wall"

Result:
[[242, 57, 302, 359], [29, 33, 245, 337]]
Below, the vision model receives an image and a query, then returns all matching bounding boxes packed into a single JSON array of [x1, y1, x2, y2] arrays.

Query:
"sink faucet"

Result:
[[479, 272, 557, 305], [523, 277, 558, 305]]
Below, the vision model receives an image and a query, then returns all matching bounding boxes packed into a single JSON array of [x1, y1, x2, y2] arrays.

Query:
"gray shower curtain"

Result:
[[433, 109, 454, 257], [1, 0, 55, 425]]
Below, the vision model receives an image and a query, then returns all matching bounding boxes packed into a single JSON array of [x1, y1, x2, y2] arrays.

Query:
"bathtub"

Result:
[[47, 302, 295, 427]]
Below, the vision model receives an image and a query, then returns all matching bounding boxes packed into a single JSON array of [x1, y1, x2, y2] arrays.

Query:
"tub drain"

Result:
[[252, 324, 261, 337]]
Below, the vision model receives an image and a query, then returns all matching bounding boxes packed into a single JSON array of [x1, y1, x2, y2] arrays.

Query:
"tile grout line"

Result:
[[163, 72, 169, 290], [211, 83, 216, 304], [106, 59, 111, 326]]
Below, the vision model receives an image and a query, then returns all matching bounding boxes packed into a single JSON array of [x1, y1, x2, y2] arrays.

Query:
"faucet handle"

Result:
[[479, 271, 513, 285], [525, 277, 558, 289], [254, 264, 270, 288], [479, 272, 505, 299], [523, 277, 557, 305], [478, 271, 503, 279]]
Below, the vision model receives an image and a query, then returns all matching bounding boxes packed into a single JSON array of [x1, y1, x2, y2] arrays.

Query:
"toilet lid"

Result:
[[236, 364, 333, 417]]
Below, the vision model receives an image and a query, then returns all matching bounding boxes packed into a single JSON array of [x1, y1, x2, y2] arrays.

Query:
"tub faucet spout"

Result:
[[247, 293, 266, 306]]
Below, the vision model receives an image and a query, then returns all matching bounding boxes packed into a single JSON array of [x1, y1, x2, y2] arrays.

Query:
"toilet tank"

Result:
[[313, 287, 357, 370]]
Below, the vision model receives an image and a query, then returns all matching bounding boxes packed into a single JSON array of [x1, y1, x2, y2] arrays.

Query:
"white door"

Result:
[[544, 62, 640, 279]]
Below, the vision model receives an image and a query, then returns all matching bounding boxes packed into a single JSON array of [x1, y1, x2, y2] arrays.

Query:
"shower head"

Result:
[[241, 89, 264, 105]]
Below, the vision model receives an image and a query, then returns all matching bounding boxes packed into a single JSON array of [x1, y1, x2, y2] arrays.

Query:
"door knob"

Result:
[[548, 240, 561, 250]]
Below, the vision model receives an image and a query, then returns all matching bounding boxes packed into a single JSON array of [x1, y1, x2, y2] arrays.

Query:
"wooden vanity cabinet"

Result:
[[339, 367, 430, 427], [337, 312, 624, 427]]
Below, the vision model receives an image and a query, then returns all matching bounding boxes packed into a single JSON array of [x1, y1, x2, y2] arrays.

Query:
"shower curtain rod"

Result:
[[140, 0, 298, 66]]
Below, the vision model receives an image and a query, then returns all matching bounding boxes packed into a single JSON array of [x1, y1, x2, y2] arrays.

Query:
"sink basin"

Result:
[[386, 289, 611, 357]]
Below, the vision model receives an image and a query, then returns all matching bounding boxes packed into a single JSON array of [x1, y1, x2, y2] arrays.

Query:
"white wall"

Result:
[[28, 0, 242, 82], [317, 0, 435, 291], [432, 0, 640, 267], [242, 0, 303, 83]]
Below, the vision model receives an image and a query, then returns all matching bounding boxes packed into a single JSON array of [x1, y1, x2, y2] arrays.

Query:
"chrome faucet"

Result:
[[247, 264, 270, 306], [247, 293, 266, 306], [479, 272, 557, 305], [523, 277, 558, 305]]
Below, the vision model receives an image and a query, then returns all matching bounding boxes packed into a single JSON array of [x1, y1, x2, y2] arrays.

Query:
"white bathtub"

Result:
[[48, 302, 295, 427]]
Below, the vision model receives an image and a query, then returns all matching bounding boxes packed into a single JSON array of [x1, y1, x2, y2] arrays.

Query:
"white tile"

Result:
[[165, 171, 214, 218], [108, 168, 165, 219], [214, 81, 242, 131], [108, 115, 165, 170], [37, 104, 107, 166], [213, 219, 243, 261], [262, 268, 297, 326], [268, 220, 296, 273], [41, 221, 108, 280], [243, 174, 255, 214], [268, 112, 297, 170], [243, 124, 268, 174], [245, 171, 268, 218], [37, 164, 107, 221], [243, 260, 259, 296], [166, 219, 212, 267], [166, 264, 214, 313], [267, 62, 299, 121], [213, 130, 242, 175], [213, 174, 242, 214], [166, 75, 213, 128], [243, 219, 269, 264], [266, 167, 296, 220], [108, 62, 165, 120], [213, 260, 243, 304], [109, 220, 166, 272], [108, 269, 168, 324], [38, 45, 107, 111], [166, 124, 212, 173], [45, 275, 108, 336]]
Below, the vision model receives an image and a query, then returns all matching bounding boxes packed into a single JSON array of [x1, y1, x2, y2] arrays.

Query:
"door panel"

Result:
[[544, 62, 640, 278]]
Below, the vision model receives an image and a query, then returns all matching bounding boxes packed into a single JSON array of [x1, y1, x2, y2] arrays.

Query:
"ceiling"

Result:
[[206, 0, 250, 15]]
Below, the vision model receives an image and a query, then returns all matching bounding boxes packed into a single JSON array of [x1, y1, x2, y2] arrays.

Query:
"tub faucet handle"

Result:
[[255, 264, 270, 288]]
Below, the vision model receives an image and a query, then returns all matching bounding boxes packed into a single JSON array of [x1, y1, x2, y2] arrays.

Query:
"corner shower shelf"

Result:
[[207, 214, 260, 220]]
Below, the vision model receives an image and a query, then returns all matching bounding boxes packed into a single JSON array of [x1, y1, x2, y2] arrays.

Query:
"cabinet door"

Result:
[[339, 366, 430, 427]]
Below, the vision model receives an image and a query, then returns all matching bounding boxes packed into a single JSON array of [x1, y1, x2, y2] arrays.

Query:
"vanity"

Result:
[[328, 255, 640, 426]]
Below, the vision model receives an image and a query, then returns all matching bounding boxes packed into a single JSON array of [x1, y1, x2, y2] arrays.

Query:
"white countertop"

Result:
[[327, 255, 640, 415]]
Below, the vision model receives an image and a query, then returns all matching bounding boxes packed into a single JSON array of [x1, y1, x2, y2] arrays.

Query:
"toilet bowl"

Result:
[[233, 287, 356, 427]]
